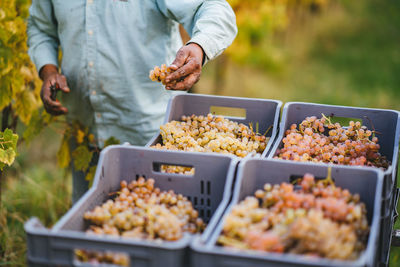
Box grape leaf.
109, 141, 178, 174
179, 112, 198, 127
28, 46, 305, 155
72, 145, 93, 171
57, 135, 71, 169
0, 129, 18, 170
85, 165, 97, 188
0, 82, 12, 110
0, 147, 16, 167
76, 129, 85, 144
88, 134, 95, 144
14, 89, 39, 124
104, 136, 120, 147
0, 128, 18, 149
3, 128, 13, 142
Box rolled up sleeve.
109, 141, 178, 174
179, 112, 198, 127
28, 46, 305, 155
156, 0, 237, 62
27, 0, 60, 74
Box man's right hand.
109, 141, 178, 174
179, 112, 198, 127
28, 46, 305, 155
39, 64, 70, 115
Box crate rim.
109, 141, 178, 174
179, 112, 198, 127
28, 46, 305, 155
25, 217, 194, 250
268, 101, 400, 177
46, 145, 238, 248
283, 101, 400, 114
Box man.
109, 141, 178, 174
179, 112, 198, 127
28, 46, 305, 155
27, 0, 237, 203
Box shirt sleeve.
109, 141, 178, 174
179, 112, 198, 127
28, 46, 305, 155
156, 0, 238, 62
27, 0, 60, 74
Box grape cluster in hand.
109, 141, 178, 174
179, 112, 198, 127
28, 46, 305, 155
218, 174, 369, 260
149, 64, 172, 85
77, 177, 205, 265
276, 115, 389, 168
153, 113, 269, 158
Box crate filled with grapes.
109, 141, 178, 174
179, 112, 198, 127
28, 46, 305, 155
146, 93, 282, 159
191, 159, 383, 267
268, 102, 399, 203
25, 146, 238, 267
267, 102, 400, 265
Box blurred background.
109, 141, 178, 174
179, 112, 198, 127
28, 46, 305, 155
1, 0, 399, 266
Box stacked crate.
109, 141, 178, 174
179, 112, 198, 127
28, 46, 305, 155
25, 94, 399, 267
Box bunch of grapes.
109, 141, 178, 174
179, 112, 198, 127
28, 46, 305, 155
276, 115, 389, 168
218, 173, 369, 260
153, 113, 269, 158
160, 164, 195, 175
75, 250, 129, 266
77, 177, 205, 265
149, 64, 172, 85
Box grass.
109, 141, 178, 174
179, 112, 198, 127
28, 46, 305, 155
1, 0, 399, 266
0, 128, 71, 266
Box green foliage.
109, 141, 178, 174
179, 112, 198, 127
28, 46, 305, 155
1, 162, 71, 266
226, 0, 329, 70
104, 136, 121, 147
72, 145, 93, 171
0, 0, 41, 124
0, 129, 18, 170
56, 121, 120, 186
57, 133, 71, 169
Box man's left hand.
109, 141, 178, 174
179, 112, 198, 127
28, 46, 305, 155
165, 43, 204, 91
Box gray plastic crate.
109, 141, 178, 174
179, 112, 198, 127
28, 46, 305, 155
146, 93, 282, 158
191, 159, 383, 267
25, 145, 238, 267
268, 102, 399, 199
268, 102, 399, 213
266, 102, 400, 265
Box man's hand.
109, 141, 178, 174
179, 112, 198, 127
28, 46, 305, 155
165, 43, 204, 91
39, 64, 70, 115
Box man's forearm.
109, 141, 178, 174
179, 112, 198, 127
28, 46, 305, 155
187, 0, 237, 62
156, 0, 237, 62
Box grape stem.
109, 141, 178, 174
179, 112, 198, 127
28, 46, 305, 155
263, 125, 273, 136
0, 140, 13, 149
323, 167, 335, 188
321, 113, 332, 126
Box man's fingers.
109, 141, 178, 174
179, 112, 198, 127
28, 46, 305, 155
166, 73, 200, 91
45, 107, 68, 116
41, 80, 68, 115
56, 75, 70, 93
168, 64, 179, 72
166, 58, 200, 83
43, 100, 68, 115
169, 48, 189, 71
41, 82, 60, 106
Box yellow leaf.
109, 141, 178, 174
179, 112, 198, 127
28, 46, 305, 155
76, 129, 85, 144
57, 135, 71, 169
15, 89, 40, 124
0, 147, 16, 167
85, 165, 97, 188
88, 134, 95, 144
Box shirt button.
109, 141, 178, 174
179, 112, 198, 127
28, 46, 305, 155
91, 90, 96, 95
88, 61, 94, 67
88, 30, 93, 36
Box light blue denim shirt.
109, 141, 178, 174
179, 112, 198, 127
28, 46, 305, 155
27, 0, 237, 146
